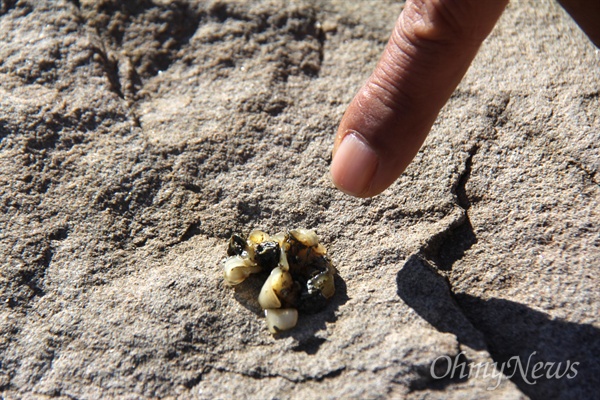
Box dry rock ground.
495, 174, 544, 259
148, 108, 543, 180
0, 0, 598, 398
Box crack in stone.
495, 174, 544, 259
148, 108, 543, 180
66, 4, 143, 128
420, 146, 478, 271
72, 1, 204, 129
411, 143, 592, 399
453, 145, 478, 211
212, 365, 345, 383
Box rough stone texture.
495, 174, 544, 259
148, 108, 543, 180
0, 0, 598, 399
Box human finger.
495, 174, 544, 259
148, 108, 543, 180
330, 0, 508, 197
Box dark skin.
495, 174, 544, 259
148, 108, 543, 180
330, 0, 600, 198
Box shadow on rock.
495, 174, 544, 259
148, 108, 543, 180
234, 273, 348, 354
420, 213, 477, 271
454, 293, 600, 399
282, 274, 349, 354
397, 255, 600, 399
396, 255, 487, 351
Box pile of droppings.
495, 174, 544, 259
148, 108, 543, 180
223, 229, 336, 334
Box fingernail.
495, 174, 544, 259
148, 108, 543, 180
330, 132, 378, 197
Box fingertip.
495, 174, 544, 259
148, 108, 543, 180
330, 131, 379, 198
331, 0, 508, 198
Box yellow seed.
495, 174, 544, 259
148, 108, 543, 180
271, 232, 286, 246
289, 228, 319, 247
320, 274, 335, 299
258, 268, 282, 309
314, 243, 327, 256
248, 230, 270, 244
278, 248, 290, 271
271, 267, 293, 294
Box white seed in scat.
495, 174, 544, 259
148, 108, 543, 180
270, 267, 293, 295
278, 247, 290, 272
264, 308, 298, 333
222, 227, 336, 334
258, 267, 284, 309
223, 256, 261, 286
259, 267, 294, 309
271, 232, 287, 247
289, 228, 319, 247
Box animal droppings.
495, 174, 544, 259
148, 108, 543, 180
223, 229, 336, 334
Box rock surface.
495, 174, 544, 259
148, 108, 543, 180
1, 0, 598, 398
